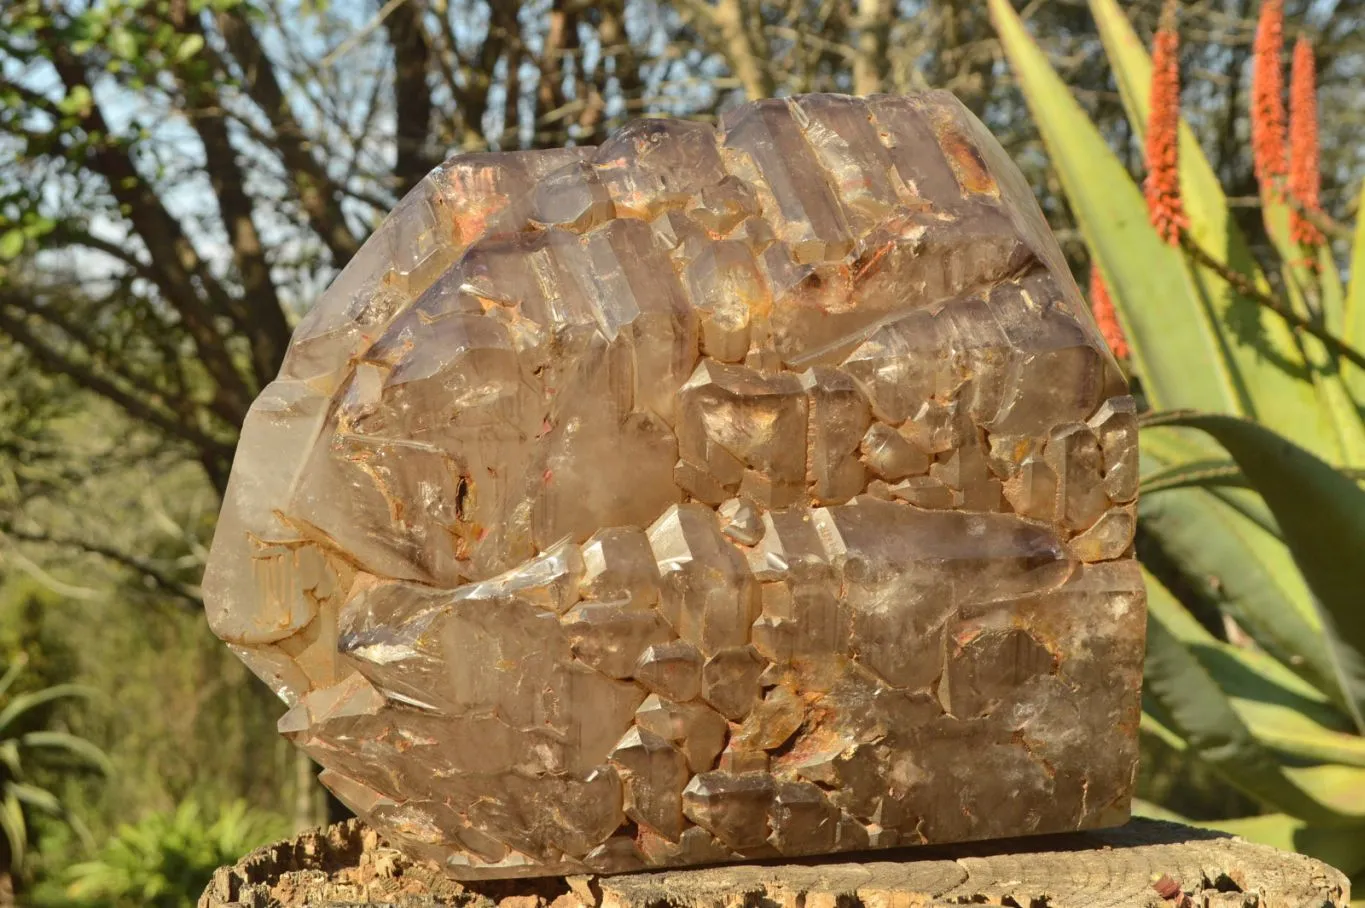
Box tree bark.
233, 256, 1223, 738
384, 0, 439, 194
200, 818, 1350, 908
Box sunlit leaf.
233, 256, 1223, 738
109, 26, 137, 60
1345, 182, 1365, 404
1139, 441, 1358, 716
988, 0, 1243, 417
1147, 577, 1365, 766
1144, 570, 1365, 824
173, 34, 205, 63
1086, 0, 1344, 462
0, 230, 23, 262
1147, 411, 1365, 732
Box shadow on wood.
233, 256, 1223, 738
199, 818, 1349, 908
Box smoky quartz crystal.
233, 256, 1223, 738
204, 91, 1145, 879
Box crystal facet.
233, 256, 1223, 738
206, 91, 1145, 879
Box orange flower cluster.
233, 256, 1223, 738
1089, 265, 1129, 360
1251, 0, 1288, 195
1288, 36, 1323, 248
1143, 0, 1187, 247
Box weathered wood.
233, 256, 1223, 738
200, 818, 1349, 908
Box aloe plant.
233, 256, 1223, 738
1, 654, 109, 888
990, 0, 1365, 887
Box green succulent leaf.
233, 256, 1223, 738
6, 781, 63, 815
1134, 805, 1365, 880
1141, 429, 1282, 535
1138, 441, 1357, 716
1147, 575, 1365, 766
0, 683, 94, 735
1345, 181, 1365, 404
988, 0, 1243, 417
20, 730, 112, 774
1143, 570, 1365, 824
0, 792, 27, 871
1140, 457, 1244, 495
1146, 411, 1365, 732
1085, 0, 1346, 463
1264, 196, 1365, 467
1318, 243, 1348, 340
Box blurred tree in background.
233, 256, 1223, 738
0, 0, 1362, 902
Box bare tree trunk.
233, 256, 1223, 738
853, 0, 892, 95
715, 0, 774, 100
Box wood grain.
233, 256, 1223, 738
199, 818, 1349, 908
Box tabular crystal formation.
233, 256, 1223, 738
204, 91, 1145, 879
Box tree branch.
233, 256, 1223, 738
383, 0, 440, 194
171, 8, 292, 388
599, 0, 643, 113
215, 7, 363, 267
712, 0, 775, 100
0, 296, 234, 465
535, 0, 573, 143
0, 520, 202, 610
45, 44, 257, 422
852, 0, 892, 95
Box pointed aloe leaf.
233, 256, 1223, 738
0, 684, 93, 734
1345, 184, 1365, 403
0, 792, 27, 870
6, 781, 63, 815
1144, 570, 1365, 824
20, 730, 112, 774
1239, 697, 1365, 767
1086, 0, 1342, 463
1201, 813, 1303, 851
1148, 411, 1365, 731
1265, 196, 1365, 467
0, 658, 26, 699
1149, 578, 1365, 766
1297, 824, 1365, 880
988, 0, 1243, 417
1143, 456, 1365, 498
1141, 428, 1281, 535
1140, 445, 1348, 707
1319, 241, 1347, 338
1140, 457, 1243, 495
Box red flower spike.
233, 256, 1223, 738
1289, 35, 1324, 248
1089, 265, 1130, 360
1143, 0, 1188, 247
1251, 0, 1288, 197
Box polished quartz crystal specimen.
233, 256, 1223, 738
204, 91, 1145, 879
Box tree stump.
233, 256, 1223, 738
200, 818, 1348, 908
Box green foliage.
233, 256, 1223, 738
61, 799, 287, 908
0, 654, 108, 881
991, 0, 1365, 888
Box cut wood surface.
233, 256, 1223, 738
200, 818, 1349, 908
